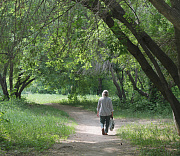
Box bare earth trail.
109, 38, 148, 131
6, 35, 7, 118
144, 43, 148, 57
43, 103, 139, 156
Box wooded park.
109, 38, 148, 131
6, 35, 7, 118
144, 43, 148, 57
0, 0, 180, 155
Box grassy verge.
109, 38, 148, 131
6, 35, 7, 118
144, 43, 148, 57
24, 93, 180, 155
24, 93, 173, 119
0, 98, 75, 155
117, 122, 180, 156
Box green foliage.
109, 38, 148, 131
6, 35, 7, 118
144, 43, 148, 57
24, 94, 177, 155
0, 99, 75, 153
60, 95, 99, 113
117, 122, 180, 155
130, 98, 170, 113
0, 111, 10, 144
33, 93, 177, 156
24, 93, 173, 119
102, 79, 117, 96
24, 93, 99, 112
112, 90, 172, 118
68, 93, 78, 103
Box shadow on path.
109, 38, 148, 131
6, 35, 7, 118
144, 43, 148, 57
43, 103, 139, 156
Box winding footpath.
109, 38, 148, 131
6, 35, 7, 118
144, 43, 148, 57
43, 103, 139, 156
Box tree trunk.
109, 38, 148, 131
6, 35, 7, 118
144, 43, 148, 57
173, 112, 180, 136
171, 0, 180, 82
116, 70, 126, 100
14, 73, 23, 98
14, 75, 35, 99
149, 0, 180, 31
97, 78, 103, 95
102, 0, 180, 89
0, 74, 9, 100
0, 64, 9, 100
9, 58, 13, 94
148, 82, 159, 103
110, 65, 122, 100
77, 0, 180, 135
175, 27, 180, 81
16, 77, 35, 98
171, 0, 180, 135
103, 0, 180, 136
126, 70, 149, 98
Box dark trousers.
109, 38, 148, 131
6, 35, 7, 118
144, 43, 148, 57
100, 115, 110, 133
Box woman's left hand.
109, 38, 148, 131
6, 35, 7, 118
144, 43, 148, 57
97, 111, 99, 117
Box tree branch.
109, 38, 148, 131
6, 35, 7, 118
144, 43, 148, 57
149, 0, 180, 30
126, 70, 149, 98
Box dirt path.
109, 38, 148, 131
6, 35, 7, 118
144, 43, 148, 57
43, 103, 139, 156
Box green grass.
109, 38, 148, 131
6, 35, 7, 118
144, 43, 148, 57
22, 93, 68, 104
23, 93, 173, 119
117, 122, 180, 156
21, 93, 180, 155
23, 93, 100, 112
113, 109, 173, 120
0, 98, 75, 155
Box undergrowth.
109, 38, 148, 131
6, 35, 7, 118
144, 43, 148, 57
0, 98, 75, 155
117, 122, 180, 156
23, 93, 179, 155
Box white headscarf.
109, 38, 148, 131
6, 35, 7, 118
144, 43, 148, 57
102, 90, 109, 97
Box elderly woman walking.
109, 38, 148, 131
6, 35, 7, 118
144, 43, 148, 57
97, 90, 114, 135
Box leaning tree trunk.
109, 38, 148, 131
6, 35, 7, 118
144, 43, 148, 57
126, 70, 149, 98
102, 0, 180, 89
171, 0, 180, 135
116, 69, 126, 101
102, 0, 180, 136
16, 77, 35, 98
149, 0, 180, 31
174, 30, 180, 135
14, 75, 35, 99
110, 66, 123, 100
75, 0, 180, 135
